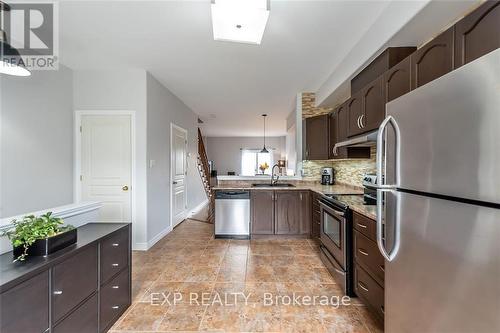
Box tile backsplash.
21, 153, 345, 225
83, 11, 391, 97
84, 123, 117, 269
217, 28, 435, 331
302, 147, 376, 187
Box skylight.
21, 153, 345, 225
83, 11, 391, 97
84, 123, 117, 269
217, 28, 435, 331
211, 0, 270, 45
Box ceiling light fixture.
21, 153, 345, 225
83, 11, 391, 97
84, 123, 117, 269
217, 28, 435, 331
0, 2, 31, 77
211, 0, 270, 45
261, 114, 269, 154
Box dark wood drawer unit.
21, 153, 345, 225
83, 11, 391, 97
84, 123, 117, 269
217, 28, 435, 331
411, 26, 454, 89
311, 193, 321, 239
454, 1, 500, 68
354, 264, 385, 322
354, 230, 385, 286
52, 244, 98, 323
304, 114, 329, 160
0, 223, 131, 333
251, 190, 274, 235
0, 271, 49, 333
53, 294, 98, 333
384, 56, 411, 103
101, 228, 130, 284
100, 268, 130, 333
353, 211, 376, 241
351, 46, 416, 94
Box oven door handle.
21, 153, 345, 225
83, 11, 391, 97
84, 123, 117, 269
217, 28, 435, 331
319, 201, 345, 218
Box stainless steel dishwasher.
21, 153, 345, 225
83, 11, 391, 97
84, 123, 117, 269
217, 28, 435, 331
215, 190, 250, 239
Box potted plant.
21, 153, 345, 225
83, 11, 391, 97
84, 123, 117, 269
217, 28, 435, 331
1, 212, 76, 262
259, 162, 269, 174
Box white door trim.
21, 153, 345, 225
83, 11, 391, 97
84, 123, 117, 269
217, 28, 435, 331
74, 110, 136, 225
170, 123, 188, 228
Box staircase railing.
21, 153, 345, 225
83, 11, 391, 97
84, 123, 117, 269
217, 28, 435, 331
197, 128, 215, 223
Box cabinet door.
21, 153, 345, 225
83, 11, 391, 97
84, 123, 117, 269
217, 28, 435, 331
411, 27, 454, 89
361, 75, 385, 132
275, 191, 301, 235
347, 93, 363, 137
328, 111, 338, 159
299, 191, 311, 235
454, 1, 500, 68
251, 191, 274, 234
52, 244, 98, 323
384, 56, 411, 103
304, 114, 329, 160
53, 294, 98, 333
0, 271, 49, 333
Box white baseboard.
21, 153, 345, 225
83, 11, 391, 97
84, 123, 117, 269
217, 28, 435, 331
134, 225, 173, 251
187, 199, 209, 218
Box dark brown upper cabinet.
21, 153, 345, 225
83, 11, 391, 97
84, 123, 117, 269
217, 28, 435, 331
361, 75, 385, 131
454, 1, 500, 68
347, 92, 363, 137
329, 104, 370, 159
304, 114, 329, 160
251, 190, 274, 235
348, 76, 385, 137
384, 56, 411, 103
351, 47, 416, 94
411, 26, 454, 89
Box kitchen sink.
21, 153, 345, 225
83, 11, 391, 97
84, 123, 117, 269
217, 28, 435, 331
251, 183, 296, 187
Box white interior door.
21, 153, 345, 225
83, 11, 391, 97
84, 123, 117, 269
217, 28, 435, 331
171, 125, 187, 227
81, 115, 132, 222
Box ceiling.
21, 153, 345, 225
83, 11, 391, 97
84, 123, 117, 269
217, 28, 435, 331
58, 0, 393, 136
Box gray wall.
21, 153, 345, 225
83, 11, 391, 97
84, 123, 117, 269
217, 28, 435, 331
206, 136, 286, 176
146, 73, 206, 241
73, 69, 149, 248
0, 66, 74, 218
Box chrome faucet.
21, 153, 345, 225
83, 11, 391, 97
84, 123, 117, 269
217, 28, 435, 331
271, 164, 280, 185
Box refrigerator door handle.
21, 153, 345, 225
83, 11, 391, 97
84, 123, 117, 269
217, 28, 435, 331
376, 115, 401, 189
376, 188, 401, 262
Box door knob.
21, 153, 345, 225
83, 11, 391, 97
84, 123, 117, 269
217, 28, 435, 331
122, 185, 129, 191
173, 181, 178, 185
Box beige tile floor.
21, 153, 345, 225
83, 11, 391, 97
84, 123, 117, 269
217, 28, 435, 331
110, 219, 383, 333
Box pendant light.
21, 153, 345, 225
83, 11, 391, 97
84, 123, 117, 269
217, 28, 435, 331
0, 2, 31, 77
260, 114, 269, 153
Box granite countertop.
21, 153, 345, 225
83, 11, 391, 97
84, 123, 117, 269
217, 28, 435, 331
213, 183, 376, 220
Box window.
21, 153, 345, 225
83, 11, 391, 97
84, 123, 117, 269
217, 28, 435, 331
241, 149, 273, 176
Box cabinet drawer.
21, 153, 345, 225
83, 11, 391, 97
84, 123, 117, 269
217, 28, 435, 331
52, 244, 98, 323
100, 268, 130, 333
100, 227, 129, 284
0, 271, 49, 333
354, 264, 384, 322
354, 230, 385, 286
53, 294, 98, 333
353, 212, 376, 241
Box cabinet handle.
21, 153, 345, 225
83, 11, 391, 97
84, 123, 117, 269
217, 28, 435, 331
112, 263, 119, 267
381, 305, 385, 314
380, 265, 385, 272
300, 193, 303, 201
358, 282, 369, 292
53, 290, 63, 295
112, 306, 120, 310
357, 116, 361, 129
360, 114, 365, 128
356, 223, 367, 229
112, 243, 119, 247
112, 285, 120, 289
358, 249, 369, 256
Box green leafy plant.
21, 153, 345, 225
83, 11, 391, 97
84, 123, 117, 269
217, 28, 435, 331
1, 212, 74, 262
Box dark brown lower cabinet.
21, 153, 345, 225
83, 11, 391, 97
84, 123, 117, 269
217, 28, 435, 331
251, 190, 311, 236
0, 224, 131, 333
251, 190, 274, 234
311, 192, 321, 239
0, 271, 49, 333
354, 264, 385, 322
53, 294, 98, 333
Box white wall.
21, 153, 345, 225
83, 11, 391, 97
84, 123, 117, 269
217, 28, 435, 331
206, 136, 286, 176
146, 73, 206, 243
73, 69, 148, 249
0, 65, 74, 218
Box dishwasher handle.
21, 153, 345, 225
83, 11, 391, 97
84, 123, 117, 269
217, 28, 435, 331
215, 191, 250, 200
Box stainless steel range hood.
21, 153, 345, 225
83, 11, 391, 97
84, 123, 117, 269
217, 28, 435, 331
332, 130, 377, 155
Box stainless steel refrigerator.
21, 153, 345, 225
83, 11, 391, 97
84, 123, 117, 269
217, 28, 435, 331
375, 49, 500, 332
